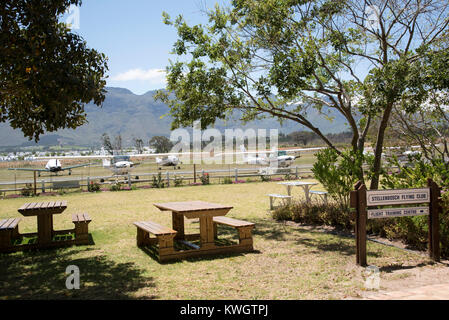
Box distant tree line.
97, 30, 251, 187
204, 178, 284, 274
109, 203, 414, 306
279, 131, 353, 147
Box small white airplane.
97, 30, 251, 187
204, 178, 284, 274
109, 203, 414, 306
156, 155, 181, 169
216, 145, 323, 168
8, 159, 91, 176
101, 155, 139, 175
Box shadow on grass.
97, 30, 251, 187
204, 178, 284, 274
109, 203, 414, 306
378, 261, 438, 273
0, 247, 157, 300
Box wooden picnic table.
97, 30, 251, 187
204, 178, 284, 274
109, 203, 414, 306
18, 201, 67, 245
145, 200, 254, 261
153, 201, 233, 249
278, 181, 318, 203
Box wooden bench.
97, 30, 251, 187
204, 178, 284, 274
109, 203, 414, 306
213, 216, 255, 249
72, 213, 92, 245
134, 221, 177, 259
53, 180, 80, 190
0, 218, 21, 252
309, 190, 329, 205
267, 194, 292, 210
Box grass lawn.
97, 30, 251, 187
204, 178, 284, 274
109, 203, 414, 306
0, 180, 436, 300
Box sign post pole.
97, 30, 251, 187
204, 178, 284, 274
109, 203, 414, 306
428, 178, 441, 262
357, 183, 367, 267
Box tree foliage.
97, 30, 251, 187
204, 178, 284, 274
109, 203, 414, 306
0, 0, 108, 141
149, 136, 173, 153
157, 0, 449, 189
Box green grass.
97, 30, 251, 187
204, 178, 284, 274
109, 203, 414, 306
0, 181, 434, 300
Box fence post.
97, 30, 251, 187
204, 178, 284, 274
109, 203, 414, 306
295, 166, 298, 179
41, 180, 45, 193
235, 168, 238, 182
193, 164, 197, 183
128, 173, 132, 188
87, 176, 90, 191
166, 171, 170, 187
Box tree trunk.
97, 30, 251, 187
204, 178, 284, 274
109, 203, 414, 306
370, 103, 394, 190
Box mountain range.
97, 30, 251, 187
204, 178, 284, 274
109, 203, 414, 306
0, 87, 351, 147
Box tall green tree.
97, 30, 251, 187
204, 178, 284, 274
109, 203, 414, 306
157, 0, 449, 189
149, 136, 173, 154
0, 0, 108, 142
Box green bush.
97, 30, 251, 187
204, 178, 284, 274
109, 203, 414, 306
173, 175, 184, 187
223, 177, 233, 184
152, 172, 165, 188
380, 155, 449, 257
110, 182, 122, 191
21, 183, 33, 197
271, 200, 354, 230
88, 181, 101, 192
312, 148, 371, 209
199, 173, 210, 185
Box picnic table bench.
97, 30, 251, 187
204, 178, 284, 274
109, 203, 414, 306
72, 213, 92, 245
267, 194, 292, 210
134, 221, 177, 257
213, 216, 255, 247
309, 190, 329, 204
0, 218, 21, 252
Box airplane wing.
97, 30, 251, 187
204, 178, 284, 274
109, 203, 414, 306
214, 147, 325, 157
60, 163, 95, 171
8, 168, 49, 172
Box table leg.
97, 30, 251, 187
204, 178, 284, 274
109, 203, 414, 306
199, 216, 215, 249
286, 185, 292, 196
37, 214, 53, 245
304, 186, 311, 203
172, 212, 185, 240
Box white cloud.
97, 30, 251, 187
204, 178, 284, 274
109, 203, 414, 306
111, 68, 166, 84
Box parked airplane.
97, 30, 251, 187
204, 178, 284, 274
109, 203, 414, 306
220, 145, 323, 168
101, 155, 138, 175
156, 155, 181, 169
8, 159, 91, 176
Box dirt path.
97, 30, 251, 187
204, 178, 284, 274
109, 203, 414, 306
284, 221, 449, 299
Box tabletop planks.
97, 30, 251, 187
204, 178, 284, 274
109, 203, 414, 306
153, 201, 233, 213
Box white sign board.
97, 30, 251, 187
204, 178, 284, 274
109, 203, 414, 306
366, 188, 430, 206
368, 207, 429, 219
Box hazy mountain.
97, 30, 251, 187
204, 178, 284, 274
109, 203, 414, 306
0, 87, 351, 147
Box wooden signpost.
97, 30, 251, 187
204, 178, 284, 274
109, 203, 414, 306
350, 179, 441, 266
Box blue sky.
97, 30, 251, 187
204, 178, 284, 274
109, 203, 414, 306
66, 1, 220, 95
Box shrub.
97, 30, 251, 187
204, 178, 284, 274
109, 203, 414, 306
260, 174, 271, 182
21, 183, 33, 197
312, 148, 371, 209
173, 175, 184, 187
271, 200, 353, 230
152, 172, 165, 188
88, 181, 101, 192
199, 173, 210, 185
110, 182, 122, 191
380, 155, 449, 257
223, 177, 233, 184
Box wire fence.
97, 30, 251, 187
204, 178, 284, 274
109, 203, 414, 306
0, 165, 315, 195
